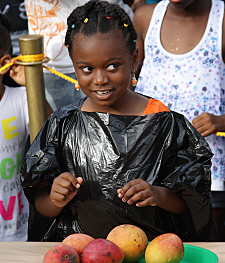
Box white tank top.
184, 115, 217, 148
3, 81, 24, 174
135, 0, 225, 188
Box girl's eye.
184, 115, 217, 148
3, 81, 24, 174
107, 64, 119, 71
82, 66, 92, 72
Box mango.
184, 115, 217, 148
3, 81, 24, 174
62, 233, 94, 256
106, 224, 148, 263
145, 233, 184, 263
81, 238, 124, 263
43, 244, 80, 263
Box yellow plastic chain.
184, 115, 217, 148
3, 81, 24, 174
43, 65, 77, 85
0, 54, 45, 73
0, 53, 224, 137
0, 53, 77, 87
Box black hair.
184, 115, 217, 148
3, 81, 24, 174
65, 0, 137, 55
0, 14, 12, 58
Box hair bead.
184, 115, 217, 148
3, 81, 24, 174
65, 1, 137, 55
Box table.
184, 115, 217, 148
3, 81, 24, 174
0, 242, 224, 262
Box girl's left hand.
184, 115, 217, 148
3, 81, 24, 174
117, 179, 160, 207
192, 113, 225, 137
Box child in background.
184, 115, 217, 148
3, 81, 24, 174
21, 0, 214, 242
0, 13, 53, 241
133, 0, 225, 241
0, 14, 29, 241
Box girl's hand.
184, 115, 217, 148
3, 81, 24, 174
50, 172, 83, 208
117, 179, 160, 207
192, 113, 225, 137
9, 64, 25, 86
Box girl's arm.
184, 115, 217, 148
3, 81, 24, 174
131, 4, 156, 91
117, 179, 189, 214
192, 113, 225, 137
35, 172, 83, 217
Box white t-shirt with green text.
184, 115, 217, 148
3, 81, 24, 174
0, 86, 29, 241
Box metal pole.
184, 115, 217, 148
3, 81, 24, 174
18, 34, 49, 143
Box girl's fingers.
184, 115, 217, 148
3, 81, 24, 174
58, 172, 83, 189
52, 183, 75, 197
122, 184, 143, 201
136, 197, 157, 207
118, 179, 143, 196
126, 189, 152, 205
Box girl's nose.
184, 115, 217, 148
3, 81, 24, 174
93, 70, 108, 85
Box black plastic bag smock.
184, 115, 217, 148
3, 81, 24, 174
20, 98, 214, 242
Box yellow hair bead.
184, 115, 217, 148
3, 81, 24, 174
124, 23, 128, 27
84, 18, 88, 23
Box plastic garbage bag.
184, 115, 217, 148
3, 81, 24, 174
20, 98, 214, 242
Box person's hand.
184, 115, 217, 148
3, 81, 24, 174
50, 172, 83, 208
192, 112, 224, 137
117, 179, 160, 207
9, 64, 25, 86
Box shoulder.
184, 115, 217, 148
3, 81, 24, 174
143, 98, 170, 115
110, 0, 134, 20
5, 86, 27, 101
49, 98, 84, 123
133, 3, 157, 38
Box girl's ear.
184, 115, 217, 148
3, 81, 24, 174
0, 54, 12, 75
131, 47, 139, 72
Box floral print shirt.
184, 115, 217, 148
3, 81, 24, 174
135, 0, 225, 187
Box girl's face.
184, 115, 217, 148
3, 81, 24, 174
70, 30, 137, 113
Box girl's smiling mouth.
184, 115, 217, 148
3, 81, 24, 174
94, 89, 114, 99
96, 90, 111, 95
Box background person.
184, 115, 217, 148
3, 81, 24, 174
133, 0, 225, 240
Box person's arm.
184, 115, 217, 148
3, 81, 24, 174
192, 113, 225, 137
130, 4, 156, 91
117, 179, 189, 214
35, 172, 83, 217
222, 4, 225, 62
194, 8, 225, 136
131, 0, 146, 12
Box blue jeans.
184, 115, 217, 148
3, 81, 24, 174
44, 72, 86, 111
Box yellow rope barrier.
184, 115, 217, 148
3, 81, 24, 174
0, 54, 45, 73
43, 65, 77, 85
0, 53, 224, 137
0, 53, 78, 88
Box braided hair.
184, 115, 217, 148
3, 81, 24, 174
65, 0, 137, 55
0, 14, 12, 58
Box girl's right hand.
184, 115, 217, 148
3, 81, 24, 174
9, 64, 25, 86
50, 172, 83, 208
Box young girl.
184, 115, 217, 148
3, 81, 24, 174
21, 0, 214, 242
133, 0, 225, 241
0, 14, 30, 241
